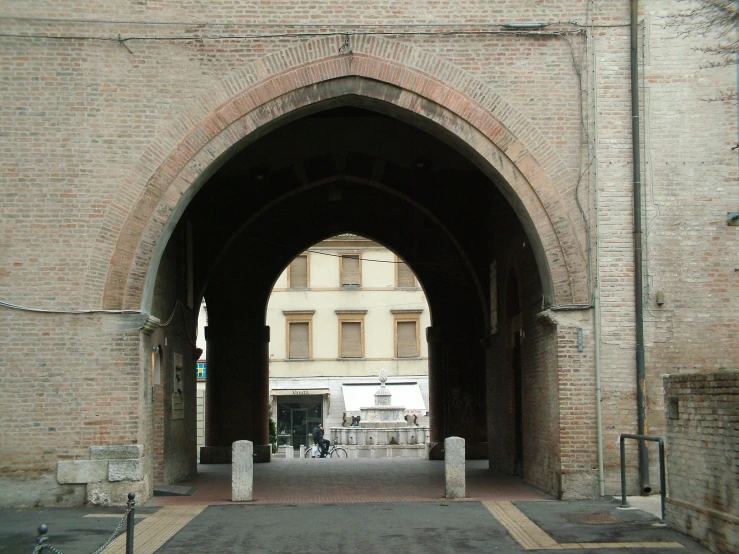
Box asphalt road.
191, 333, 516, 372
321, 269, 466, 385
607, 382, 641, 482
155, 500, 708, 554
0, 499, 711, 554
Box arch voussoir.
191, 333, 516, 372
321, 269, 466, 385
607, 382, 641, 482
91, 35, 586, 311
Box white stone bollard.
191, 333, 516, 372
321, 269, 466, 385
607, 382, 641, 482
232, 440, 253, 501
299, 444, 305, 459
285, 446, 293, 459
445, 436, 465, 499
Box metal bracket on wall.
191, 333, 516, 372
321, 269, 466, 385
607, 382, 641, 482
728, 212, 739, 226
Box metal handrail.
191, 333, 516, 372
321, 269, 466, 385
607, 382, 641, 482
619, 434, 666, 521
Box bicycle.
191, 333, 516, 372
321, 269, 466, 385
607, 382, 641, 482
304, 443, 347, 458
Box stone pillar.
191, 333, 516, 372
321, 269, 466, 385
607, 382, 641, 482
203, 324, 216, 447
445, 436, 465, 499
202, 324, 271, 463
202, 324, 230, 463
427, 327, 446, 460
250, 326, 271, 463
486, 332, 513, 474
232, 440, 253, 502
445, 334, 488, 459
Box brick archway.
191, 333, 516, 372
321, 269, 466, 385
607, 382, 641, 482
88, 35, 588, 311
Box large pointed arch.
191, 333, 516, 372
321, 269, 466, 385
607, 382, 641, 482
85, 35, 588, 312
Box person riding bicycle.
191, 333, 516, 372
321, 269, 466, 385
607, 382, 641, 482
312, 422, 330, 458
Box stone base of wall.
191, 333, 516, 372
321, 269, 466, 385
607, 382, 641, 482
559, 469, 599, 500
0, 474, 86, 508
87, 475, 150, 507
666, 498, 738, 554
55, 445, 150, 507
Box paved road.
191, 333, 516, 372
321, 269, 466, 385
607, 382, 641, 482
1, 499, 710, 554
0, 460, 712, 553
0, 506, 157, 553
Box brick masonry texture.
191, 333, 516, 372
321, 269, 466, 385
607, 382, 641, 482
0, 0, 737, 509
664, 372, 738, 554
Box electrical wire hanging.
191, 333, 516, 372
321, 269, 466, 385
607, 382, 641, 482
248, 237, 467, 266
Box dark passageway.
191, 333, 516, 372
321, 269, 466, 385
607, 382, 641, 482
150, 100, 556, 495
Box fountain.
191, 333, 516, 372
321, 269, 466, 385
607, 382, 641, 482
330, 369, 430, 458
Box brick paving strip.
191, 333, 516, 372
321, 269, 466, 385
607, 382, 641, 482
101, 506, 206, 554
482, 501, 683, 551
150, 459, 554, 506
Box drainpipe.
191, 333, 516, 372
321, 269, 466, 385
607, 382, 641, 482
630, 0, 650, 493
594, 287, 605, 496
591, 19, 605, 498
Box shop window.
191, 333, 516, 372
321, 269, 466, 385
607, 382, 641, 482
276, 397, 323, 450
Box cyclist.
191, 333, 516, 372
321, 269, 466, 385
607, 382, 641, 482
311, 422, 330, 458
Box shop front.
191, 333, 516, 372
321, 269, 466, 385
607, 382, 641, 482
271, 389, 329, 450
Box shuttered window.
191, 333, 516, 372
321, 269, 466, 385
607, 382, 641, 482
396, 261, 415, 288
396, 320, 418, 358
341, 321, 363, 358
289, 322, 310, 359
289, 255, 308, 288
341, 255, 360, 286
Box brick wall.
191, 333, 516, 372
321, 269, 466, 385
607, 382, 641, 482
0, 0, 737, 505
0, 311, 143, 506
522, 314, 561, 496
664, 372, 739, 554
148, 230, 198, 485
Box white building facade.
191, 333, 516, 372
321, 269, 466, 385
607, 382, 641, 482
197, 235, 431, 452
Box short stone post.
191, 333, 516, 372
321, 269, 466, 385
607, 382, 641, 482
232, 440, 253, 502
300, 444, 305, 459
285, 446, 293, 459
445, 436, 465, 499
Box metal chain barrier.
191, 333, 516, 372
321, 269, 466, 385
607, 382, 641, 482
32, 493, 136, 554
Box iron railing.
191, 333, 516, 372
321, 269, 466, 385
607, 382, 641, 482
619, 434, 666, 521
